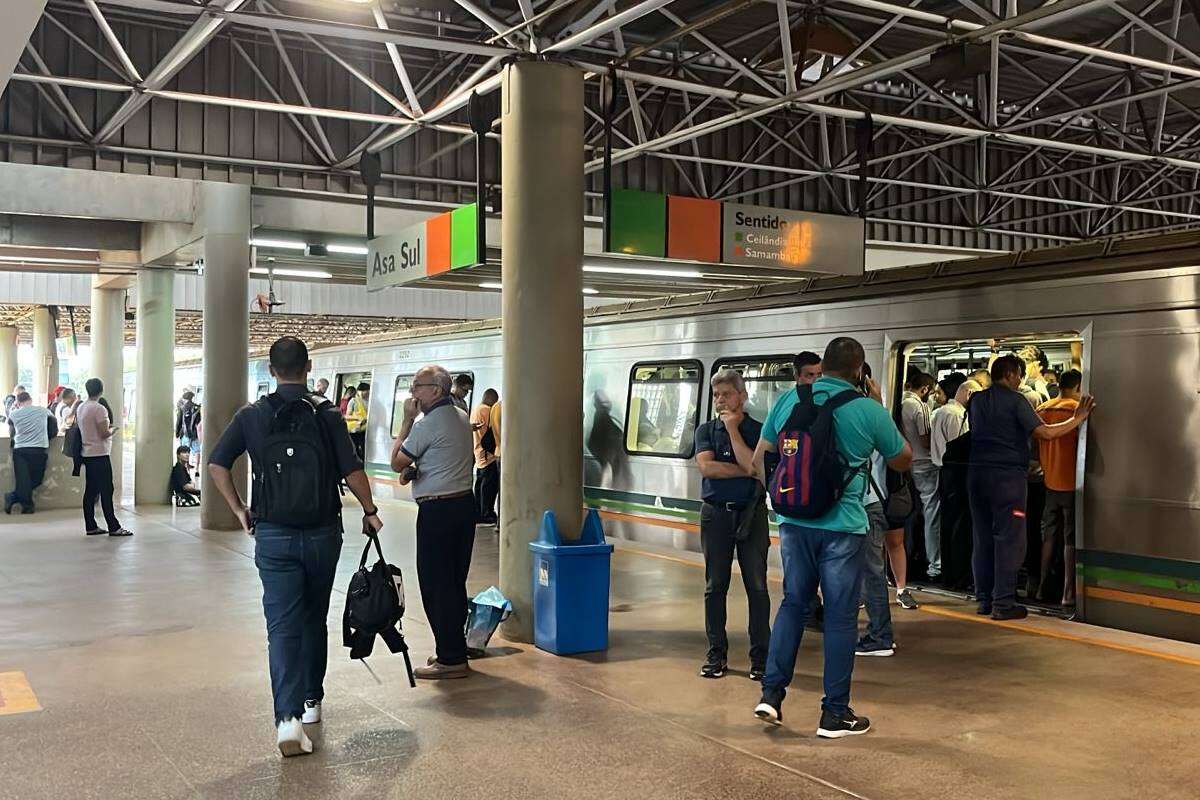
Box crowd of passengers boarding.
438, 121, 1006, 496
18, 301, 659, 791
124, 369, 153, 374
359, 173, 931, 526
692, 337, 1092, 739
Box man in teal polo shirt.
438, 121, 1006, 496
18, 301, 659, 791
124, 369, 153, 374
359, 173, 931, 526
750, 337, 912, 738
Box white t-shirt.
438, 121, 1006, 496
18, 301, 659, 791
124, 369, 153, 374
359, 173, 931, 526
900, 391, 932, 466
930, 400, 968, 467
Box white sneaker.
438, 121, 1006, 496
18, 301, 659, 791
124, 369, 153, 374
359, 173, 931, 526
276, 717, 313, 757
302, 700, 321, 724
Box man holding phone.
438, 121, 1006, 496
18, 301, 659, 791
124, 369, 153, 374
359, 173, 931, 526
77, 378, 131, 537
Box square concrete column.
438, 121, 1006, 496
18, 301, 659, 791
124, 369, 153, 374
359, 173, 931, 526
498, 61, 586, 642
134, 269, 175, 505
91, 277, 127, 498
198, 182, 251, 530
0, 326, 16, 395
32, 306, 59, 404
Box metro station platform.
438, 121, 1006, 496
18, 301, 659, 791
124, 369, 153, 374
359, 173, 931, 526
1, 499, 1197, 800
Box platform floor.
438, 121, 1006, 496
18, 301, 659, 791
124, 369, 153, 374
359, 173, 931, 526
1, 499, 1198, 800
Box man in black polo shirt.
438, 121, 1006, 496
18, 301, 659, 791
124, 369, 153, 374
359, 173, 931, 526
693, 369, 770, 680
208, 336, 384, 758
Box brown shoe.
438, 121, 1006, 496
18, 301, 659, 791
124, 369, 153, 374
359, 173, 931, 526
414, 660, 469, 680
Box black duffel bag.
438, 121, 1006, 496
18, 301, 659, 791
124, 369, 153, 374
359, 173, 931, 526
342, 525, 416, 687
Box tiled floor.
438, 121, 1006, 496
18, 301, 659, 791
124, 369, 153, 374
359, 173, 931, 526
1, 498, 1197, 800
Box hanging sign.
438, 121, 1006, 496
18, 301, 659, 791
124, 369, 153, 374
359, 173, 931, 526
55, 335, 78, 358
367, 224, 427, 292
366, 203, 479, 292
721, 204, 865, 271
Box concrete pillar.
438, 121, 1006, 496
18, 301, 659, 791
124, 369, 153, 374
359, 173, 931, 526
498, 61, 585, 642
31, 306, 59, 403
135, 269, 175, 505
0, 326, 16, 396
91, 278, 126, 498
198, 182, 251, 530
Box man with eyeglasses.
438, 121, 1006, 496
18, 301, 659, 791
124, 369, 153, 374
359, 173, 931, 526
390, 364, 476, 679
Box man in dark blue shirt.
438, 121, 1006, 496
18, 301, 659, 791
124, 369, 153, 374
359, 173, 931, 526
693, 369, 769, 680
967, 355, 1093, 620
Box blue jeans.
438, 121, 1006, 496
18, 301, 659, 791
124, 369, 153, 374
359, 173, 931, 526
859, 503, 894, 648
763, 523, 866, 715
254, 521, 343, 724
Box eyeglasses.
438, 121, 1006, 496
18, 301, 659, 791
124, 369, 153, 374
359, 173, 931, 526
411, 382, 438, 389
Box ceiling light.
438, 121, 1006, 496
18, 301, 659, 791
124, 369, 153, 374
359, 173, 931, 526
250, 238, 307, 251
583, 265, 703, 278
250, 267, 332, 279
0, 255, 98, 265
582, 287, 599, 295
479, 282, 503, 290
326, 244, 369, 256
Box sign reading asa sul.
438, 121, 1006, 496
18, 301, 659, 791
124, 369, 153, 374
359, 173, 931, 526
721, 203, 865, 272
367, 224, 426, 292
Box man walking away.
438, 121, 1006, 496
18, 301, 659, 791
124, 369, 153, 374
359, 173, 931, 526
751, 338, 911, 738
472, 388, 500, 524
451, 373, 474, 413
901, 371, 942, 580
967, 356, 1093, 620
5, 392, 56, 514
77, 379, 130, 537
176, 390, 202, 467
1037, 369, 1084, 605
390, 365, 476, 679
693, 370, 770, 681
345, 382, 370, 461
208, 336, 383, 757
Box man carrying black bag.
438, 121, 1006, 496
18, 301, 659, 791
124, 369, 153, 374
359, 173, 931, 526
693, 369, 770, 681
208, 336, 383, 758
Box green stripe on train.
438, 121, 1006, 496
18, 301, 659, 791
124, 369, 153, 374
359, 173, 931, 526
1080, 565, 1200, 596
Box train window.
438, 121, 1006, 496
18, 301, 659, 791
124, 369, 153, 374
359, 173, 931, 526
624, 360, 702, 458
391, 374, 415, 438
709, 356, 795, 423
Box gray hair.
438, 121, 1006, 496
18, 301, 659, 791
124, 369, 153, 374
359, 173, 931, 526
421, 365, 453, 396
710, 369, 745, 394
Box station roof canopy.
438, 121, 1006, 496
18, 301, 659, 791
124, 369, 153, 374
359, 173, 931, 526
1, 0, 1198, 263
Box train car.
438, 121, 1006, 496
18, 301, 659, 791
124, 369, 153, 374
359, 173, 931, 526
229, 239, 1200, 647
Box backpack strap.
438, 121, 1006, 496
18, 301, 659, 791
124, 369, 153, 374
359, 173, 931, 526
781, 384, 814, 428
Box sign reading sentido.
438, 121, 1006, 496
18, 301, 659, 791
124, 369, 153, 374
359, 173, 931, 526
721, 203, 865, 270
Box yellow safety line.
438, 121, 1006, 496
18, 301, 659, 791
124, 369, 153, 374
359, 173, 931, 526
0, 671, 42, 716
1085, 586, 1200, 616
614, 546, 1200, 669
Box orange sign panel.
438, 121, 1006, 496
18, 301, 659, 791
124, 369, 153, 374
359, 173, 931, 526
666, 196, 721, 262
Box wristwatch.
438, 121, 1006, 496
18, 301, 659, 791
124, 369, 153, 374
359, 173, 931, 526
363, 506, 379, 517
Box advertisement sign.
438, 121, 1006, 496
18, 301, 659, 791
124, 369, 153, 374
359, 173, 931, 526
722, 204, 865, 272
367, 224, 427, 292
55, 335, 77, 359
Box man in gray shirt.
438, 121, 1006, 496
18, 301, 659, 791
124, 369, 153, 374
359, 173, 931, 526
901, 371, 941, 580
390, 364, 476, 679
5, 392, 56, 514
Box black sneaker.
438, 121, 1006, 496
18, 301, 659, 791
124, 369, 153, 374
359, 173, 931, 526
991, 605, 1028, 621
85, 528, 106, 536
895, 588, 919, 610
817, 708, 871, 739
699, 659, 727, 679
976, 602, 992, 616
749, 664, 766, 682
754, 692, 783, 726
854, 641, 895, 657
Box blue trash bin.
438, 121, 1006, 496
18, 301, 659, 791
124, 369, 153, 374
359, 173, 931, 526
529, 508, 614, 655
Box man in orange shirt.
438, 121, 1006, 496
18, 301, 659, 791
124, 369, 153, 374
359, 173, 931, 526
1037, 369, 1083, 605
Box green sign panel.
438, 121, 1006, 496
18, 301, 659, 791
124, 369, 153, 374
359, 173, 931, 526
609, 189, 666, 257
450, 204, 478, 269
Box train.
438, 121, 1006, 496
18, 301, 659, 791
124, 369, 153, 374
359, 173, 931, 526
191, 231, 1200, 646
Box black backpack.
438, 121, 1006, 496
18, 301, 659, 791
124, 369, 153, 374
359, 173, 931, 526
479, 424, 497, 456
768, 384, 865, 519
254, 392, 339, 527
343, 529, 416, 686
